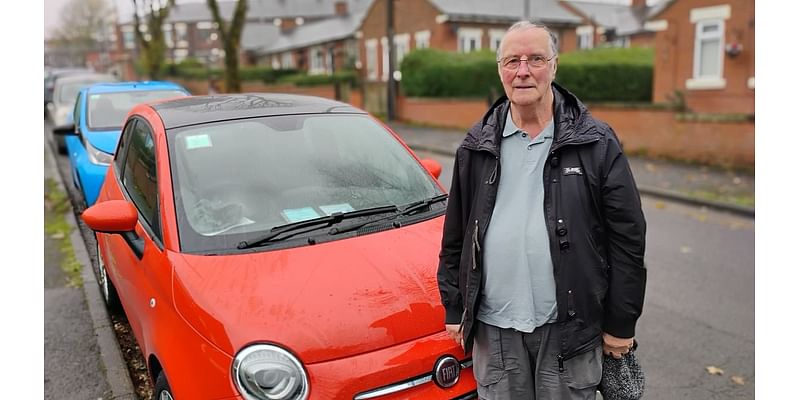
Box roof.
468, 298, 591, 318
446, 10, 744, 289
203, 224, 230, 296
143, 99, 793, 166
563, 0, 645, 36
257, 8, 369, 54
241, 22, 281, 50
646, 0, 675, 20
429, 0, 583, 25
86, 81, 189, 94
119, 0, 372, 25
151, 93, 365, 129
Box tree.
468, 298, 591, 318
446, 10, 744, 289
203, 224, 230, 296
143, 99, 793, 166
50, 0, 115, 65
132, 0, 175, 80
206, 0, 248, 92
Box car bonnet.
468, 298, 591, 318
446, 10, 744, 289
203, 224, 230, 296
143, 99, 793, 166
85, 129, 122, 154
169, 215, 447, 364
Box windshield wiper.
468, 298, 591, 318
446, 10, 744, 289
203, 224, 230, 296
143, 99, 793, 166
236, 205, 398, 249
329, 193, 448, 236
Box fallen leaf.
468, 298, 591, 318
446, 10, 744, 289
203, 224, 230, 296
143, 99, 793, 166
645, 163, 656, 172
680, 246, 692, 254
655, 202, 666, 209
706, 366, 724, 375
51, 232, 65, 239
731, 376, 746, 385
693, 214, 708, 222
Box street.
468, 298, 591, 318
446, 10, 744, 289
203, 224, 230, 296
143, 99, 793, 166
413, 150, 755, 399
48, 136, 754, 400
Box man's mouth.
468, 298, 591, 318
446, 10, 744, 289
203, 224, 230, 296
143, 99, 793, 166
515, 85, 535, 89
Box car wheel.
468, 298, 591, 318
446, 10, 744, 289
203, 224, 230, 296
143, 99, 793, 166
96, 240, 122, 315
155, 370, 175, 400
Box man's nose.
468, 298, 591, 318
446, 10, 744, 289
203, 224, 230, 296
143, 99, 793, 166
516, 61, 532, 77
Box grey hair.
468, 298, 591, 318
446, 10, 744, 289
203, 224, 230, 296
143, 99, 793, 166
496, 21, 559, 60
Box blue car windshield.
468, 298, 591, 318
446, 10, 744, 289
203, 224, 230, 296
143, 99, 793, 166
167, 113, 445, 253
88, 90, 187, 130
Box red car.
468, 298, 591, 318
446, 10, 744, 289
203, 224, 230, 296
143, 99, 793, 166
81, 94, 477, 400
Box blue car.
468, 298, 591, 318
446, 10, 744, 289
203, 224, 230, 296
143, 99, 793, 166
64, 81, 190, 206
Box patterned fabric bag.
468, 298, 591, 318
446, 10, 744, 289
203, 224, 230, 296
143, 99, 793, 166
598, 341, 645, 400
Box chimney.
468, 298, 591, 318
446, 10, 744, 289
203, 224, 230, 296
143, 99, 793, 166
335, 1, 348, 16
632, 0, 647, 8
278, 18, 297, 33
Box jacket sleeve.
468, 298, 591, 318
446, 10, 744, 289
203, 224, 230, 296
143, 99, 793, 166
438, 150, 466, 325
600, 132, 647, 338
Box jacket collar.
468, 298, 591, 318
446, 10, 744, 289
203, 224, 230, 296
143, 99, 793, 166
463, 82, 601, 156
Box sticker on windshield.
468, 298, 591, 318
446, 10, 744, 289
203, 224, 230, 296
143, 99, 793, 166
185, 134, 212, 150
90, 94, 102, 100
319, 203, 355, 215
281, 207, 321, 223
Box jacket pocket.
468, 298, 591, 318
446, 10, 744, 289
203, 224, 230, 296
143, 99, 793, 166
564, 345, 603, 390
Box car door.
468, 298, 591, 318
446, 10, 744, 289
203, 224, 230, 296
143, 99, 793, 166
103, 116, 172, 349
65, 91, 84, 189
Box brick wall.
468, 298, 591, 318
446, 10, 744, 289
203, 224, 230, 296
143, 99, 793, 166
397, 96, 754, 169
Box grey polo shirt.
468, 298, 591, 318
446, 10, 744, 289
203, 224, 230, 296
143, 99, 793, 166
476, 109, 558, 333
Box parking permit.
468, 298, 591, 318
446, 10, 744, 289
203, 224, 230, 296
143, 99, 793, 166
282, 207, 321, 223
185, 134, 213, 150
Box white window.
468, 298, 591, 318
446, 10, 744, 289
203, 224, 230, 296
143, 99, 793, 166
577, 25, 594, 50
381, 36, 389, 81
489, 29, 505, 52
686, 5, 730, 90
271, 56, 280, 69
162, 24, 173, 48
173, 48, 188, 63
174, 23, 188, 48
394, 33, 410, 67
366, 39, 378, 81
121, 25, 135, 50
309, 46, 325, 75
457, 28, 482, 53
414, 30, 430, 49
281, 52, 294, 68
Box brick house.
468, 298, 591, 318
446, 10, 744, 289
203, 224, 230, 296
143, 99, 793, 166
560, 0, 658, 49
646, 0, 754, 113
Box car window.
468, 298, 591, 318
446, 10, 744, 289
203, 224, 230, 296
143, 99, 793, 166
57, 80, 102, 104
87, 90, 187, 131
116, 119, 137, 172
168, 113, 444, 253
72, 92, 82, 127
122, 120, 161, 239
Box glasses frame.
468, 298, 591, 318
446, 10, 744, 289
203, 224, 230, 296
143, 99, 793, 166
497, 54, 557, 71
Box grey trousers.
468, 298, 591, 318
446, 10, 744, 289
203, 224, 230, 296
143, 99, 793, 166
472, 320, 602, 400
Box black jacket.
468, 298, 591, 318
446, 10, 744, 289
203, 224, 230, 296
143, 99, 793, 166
437, 83, 647, 360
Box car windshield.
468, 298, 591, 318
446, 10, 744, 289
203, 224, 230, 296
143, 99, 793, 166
57, 80, 102, 104
168, 113, 444, 253
88, 90, 187, 130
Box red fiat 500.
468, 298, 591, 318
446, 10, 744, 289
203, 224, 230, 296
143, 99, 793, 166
81, 94, 476, 399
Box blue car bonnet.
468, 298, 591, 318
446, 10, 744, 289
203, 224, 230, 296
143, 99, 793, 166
85, 129, 122, 155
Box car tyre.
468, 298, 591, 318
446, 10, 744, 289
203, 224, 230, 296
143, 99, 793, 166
155, 370, 175, 400
96, 240, 122, 315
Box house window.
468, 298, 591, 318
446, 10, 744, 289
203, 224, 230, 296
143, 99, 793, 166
309, 46, 326, 75
489, 29, 505, 52
174, 23, 188, 48
457, 28, 482, 53
162, 24, 173, 48
281, 52, 295, 68
366, 39, 378, 81
394, 33, 410, 68
381, 36, 389, 81
271, 57, 280, 69
577, 25, 594, 50
173, 49, 188, 63
686, 5, 730, 90
121, 26, 135, 50
414, 30, 430, 49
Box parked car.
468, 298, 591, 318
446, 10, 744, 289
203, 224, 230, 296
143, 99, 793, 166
81, 94, 476, 400
63, 81, 190, 206
47, 73, 118, 153
44, 67, 93, 109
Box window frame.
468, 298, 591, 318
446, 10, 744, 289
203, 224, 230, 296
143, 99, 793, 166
414, 30, 430, 50
457, 28, 482, 53
365, 39, 378, 81
692, 19, 725, 80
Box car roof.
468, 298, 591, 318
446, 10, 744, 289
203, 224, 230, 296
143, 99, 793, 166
86, 81, 188, 94
150, 93, 367, 129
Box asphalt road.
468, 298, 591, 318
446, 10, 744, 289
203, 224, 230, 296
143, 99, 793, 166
414, 149, 755, 399
46, 134, 754, 399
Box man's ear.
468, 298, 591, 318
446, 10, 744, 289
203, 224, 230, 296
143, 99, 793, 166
552, 57, 558, 77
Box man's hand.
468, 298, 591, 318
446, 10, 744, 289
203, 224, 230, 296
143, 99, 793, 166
445, 324, 464, 349
603, 332, 634, 359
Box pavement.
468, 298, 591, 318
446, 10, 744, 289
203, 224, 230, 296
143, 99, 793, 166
387, 122, 755, 216
44, 136, 137, 400
42, 119, 754, 399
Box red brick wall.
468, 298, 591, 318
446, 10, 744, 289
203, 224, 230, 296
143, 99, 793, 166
651, 0, 754, 113
397, 96, 754, 168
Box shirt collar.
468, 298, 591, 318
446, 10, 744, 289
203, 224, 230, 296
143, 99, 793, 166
503, 108, 554, 140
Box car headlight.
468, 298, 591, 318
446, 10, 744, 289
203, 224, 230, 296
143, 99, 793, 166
232, 344, 309, 400
83, 135, 113, 165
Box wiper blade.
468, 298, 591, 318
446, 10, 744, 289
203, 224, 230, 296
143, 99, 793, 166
329, 193, 448, 236
236, 205, 398, 249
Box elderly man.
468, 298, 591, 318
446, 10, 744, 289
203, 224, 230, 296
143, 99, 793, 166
437, 21, 647, 399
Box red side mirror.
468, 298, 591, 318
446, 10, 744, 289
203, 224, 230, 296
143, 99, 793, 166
81, 200, 138, 233
419, 158, 442, 179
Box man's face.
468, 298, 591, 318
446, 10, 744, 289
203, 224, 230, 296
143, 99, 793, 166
497, 28, 558, 108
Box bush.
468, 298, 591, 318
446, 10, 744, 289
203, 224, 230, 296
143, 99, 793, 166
399, 47, 654, 102
277, 70, 359, 87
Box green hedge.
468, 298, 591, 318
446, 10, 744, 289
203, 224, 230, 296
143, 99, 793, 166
400, 47, 653, 102
277, 70, 359, 87
162, 59, 301, 83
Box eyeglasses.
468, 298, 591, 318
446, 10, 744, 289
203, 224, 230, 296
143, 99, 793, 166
498, 54, 556, 70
